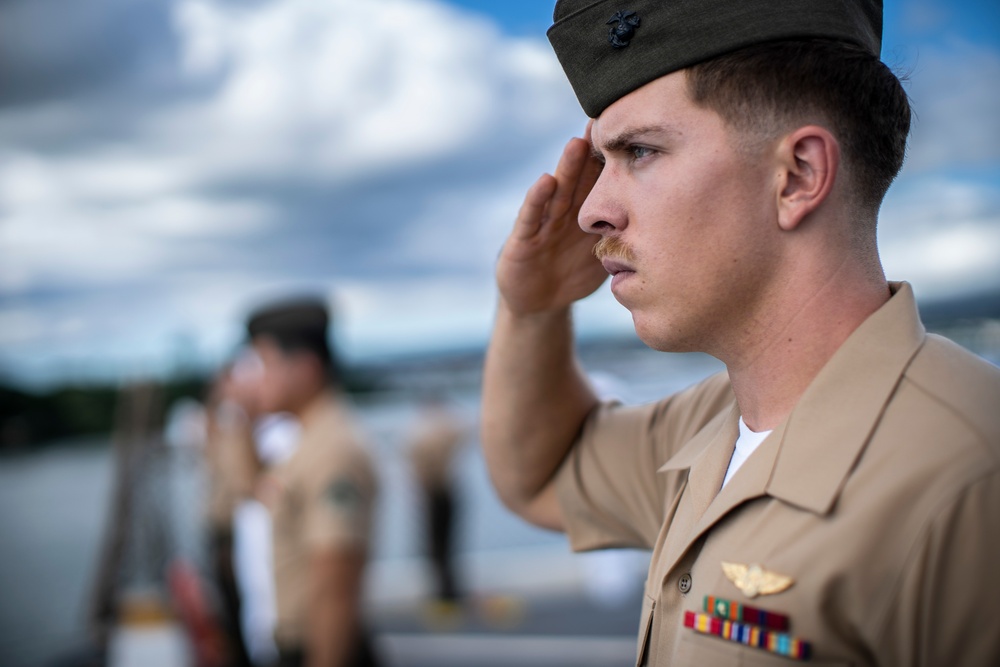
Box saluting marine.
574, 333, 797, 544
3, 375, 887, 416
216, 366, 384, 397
482, 1, 1000, 665
247, 298, 380, 667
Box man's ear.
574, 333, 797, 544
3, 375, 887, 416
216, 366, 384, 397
775, 125, 840, 231
299, 352, 326, 386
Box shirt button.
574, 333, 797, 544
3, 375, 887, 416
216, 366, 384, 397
678, 573, 692, 594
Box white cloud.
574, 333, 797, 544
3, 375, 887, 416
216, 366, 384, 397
0, 0, 587, 382
336, 278, 495, 355
0, 153, 275, 293
0, 0, 997, 385
157, 0, 576, 182
884, 222, 1000, 297
880, 176, 1000, 298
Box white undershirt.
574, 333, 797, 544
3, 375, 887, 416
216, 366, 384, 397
722, 417, 772, 488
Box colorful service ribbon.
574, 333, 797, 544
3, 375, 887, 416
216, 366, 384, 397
684, 611, 812, 661
704, 595, 790, 632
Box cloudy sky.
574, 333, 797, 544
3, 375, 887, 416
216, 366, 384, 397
0, 0, 998, 387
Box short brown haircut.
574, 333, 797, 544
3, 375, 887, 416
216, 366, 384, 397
687, 39, 911, 215
247, 297, 340, 384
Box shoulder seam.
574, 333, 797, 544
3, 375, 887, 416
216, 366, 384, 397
901, 374, 996, 462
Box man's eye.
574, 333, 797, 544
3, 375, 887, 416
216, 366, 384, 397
630, 145, 654, 160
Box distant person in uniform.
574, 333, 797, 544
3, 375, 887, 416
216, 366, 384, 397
204, 359, 262, 667
482, 1, 1000, 665
406, 394, 468, 609
246, 297, 380, 667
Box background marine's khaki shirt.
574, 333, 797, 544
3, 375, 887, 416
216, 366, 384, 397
260, 392, 378, 648
407, 408, 466, 490
556, 283, 1000, 666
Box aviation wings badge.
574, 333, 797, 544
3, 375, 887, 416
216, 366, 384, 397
721, 562, 794, 598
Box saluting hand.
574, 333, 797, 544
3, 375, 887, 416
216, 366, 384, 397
496, 125, 607, 315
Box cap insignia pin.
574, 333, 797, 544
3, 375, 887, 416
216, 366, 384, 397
607, 10, 640, 49
722, 562, 794, 598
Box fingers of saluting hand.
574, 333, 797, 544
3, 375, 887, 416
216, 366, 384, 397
573, 122, 602, 212
512, 131, 602, 243
545, 137, 593, 225
512, 173, 558, 241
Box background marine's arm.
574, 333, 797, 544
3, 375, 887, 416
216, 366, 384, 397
307, 547, 366, 667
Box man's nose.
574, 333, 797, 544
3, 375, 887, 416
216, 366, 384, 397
578, 168, 627, 234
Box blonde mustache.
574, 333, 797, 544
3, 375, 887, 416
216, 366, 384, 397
593, 235, 637, 263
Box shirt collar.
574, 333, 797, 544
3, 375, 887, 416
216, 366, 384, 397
298, 388, 340, 432
657, 282, 926, 516
765, 281, 926, 514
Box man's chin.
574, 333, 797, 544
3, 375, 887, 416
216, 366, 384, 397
631, 316, 664, 351
632, 317, 697, 354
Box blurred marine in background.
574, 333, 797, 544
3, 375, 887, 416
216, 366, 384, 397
247, 298, 380, 667
406, 394, 468, 612
482, 1, 1000, 665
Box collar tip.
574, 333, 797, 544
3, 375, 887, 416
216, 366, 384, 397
766, 486, 838, 516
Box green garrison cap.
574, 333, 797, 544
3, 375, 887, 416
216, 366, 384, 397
247, 297, 330, 343
547, 0, 883, 118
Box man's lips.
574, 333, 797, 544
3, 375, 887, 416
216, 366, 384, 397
601, 258, 635, 276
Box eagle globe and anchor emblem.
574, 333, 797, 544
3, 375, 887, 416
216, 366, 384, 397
607, 10, 640, 48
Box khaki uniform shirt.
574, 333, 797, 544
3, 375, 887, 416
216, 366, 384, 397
407, 408, 466, 490
260, 391, 378, 648
556, 282, 1000, 666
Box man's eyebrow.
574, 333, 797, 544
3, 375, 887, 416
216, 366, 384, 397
591, 124, 678, 158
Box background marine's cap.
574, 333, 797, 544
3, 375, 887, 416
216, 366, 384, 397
548, 0, 883, 118
246, 296, 330, 343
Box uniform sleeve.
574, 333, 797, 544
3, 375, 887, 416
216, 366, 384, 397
876, 469, 1000, 666
555, 372, 734, 551
302, 446, 377, 552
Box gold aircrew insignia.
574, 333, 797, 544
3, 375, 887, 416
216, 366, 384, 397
721, 562, 794, 598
